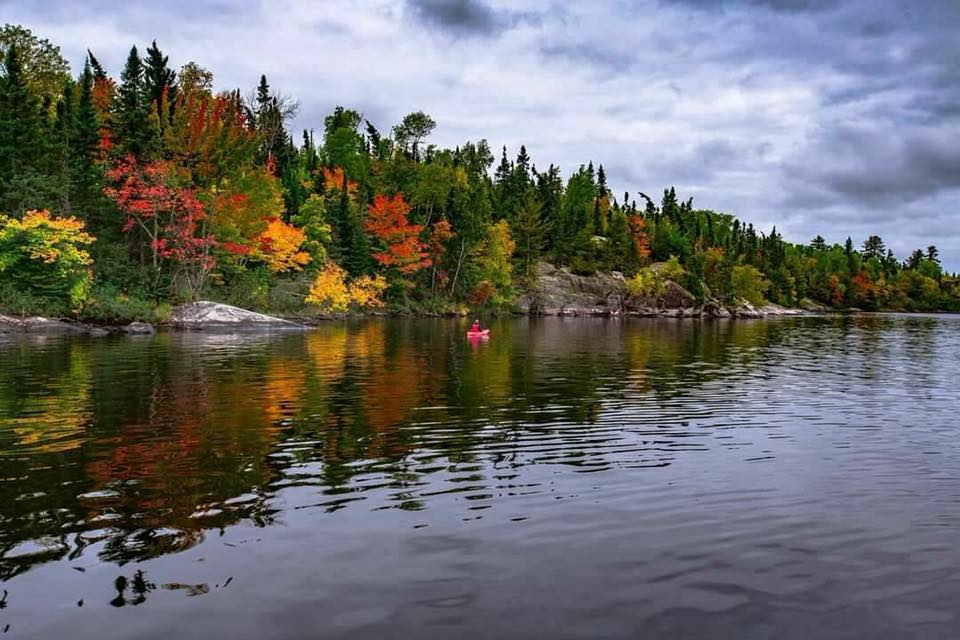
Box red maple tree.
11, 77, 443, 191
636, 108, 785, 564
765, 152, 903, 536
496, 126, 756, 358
104, 156, 216, 288
364, 193, 431, 275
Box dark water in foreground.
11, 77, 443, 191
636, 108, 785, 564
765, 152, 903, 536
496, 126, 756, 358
1, 316, 960, 639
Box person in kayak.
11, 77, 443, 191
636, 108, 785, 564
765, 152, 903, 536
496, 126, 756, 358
470, 319, 482, 333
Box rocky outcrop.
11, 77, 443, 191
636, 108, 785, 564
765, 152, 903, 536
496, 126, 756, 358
799, 298, 829, 313
170, 301, 305, 331
0, 315, 103, 335
123, 321, 155, 335
730, 301, 805, 318
516, 262, 807, 319
701, 299, 732, 318
515, 263, 628, 316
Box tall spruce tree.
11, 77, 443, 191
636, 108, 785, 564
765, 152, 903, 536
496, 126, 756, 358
513, 192, 545, 280
115, 46, 153, 157
52, 78, 76, 213
143, 40, 176, 125
333, 173, 370, 277
0, 44, 57, 213
86, 49, 106, 80
72, 60, 105, 230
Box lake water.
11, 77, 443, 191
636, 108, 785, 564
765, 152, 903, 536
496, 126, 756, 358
1, 315, 959, 639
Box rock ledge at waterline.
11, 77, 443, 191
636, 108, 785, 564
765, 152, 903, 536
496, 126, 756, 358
0, 315, 106, 335
169, 301, 306, 331
515, 262, 809, 318
0, 302, 303, 335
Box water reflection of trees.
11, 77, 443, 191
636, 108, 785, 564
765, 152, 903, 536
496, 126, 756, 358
0, 316, 906, 577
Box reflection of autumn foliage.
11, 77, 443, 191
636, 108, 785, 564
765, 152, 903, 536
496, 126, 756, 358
7, 342, 93, 454
84, 378, 216, 526
302, 324, 439, 464
261, 358, 307, 423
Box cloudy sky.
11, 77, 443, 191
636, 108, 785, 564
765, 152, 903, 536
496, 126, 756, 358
6, 0, 959, 269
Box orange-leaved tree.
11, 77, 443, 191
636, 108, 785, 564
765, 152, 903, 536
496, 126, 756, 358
320, 166, 359, 198
208, 166, 284, 260
364, 193, 430, 284
254, 218, 310, 273
627, 213, 651, 264
427, 219, 453, 293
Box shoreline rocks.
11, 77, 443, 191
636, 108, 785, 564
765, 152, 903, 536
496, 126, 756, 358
2, 301, 304, 336
0, 314, 103, 336
515, 263, 628, 316
123, 321, 156, 335
514, 262, 808, 319
169, 301, 306, 331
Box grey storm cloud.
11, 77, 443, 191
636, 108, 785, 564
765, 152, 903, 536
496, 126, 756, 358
784, 125, 960, 204
405, 0, 534, 37
3, 0, 959, 268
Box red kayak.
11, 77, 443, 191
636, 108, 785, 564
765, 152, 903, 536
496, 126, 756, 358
466, 329, 490, 339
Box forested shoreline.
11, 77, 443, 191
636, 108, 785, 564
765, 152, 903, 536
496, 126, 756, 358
1, 25, 958, 323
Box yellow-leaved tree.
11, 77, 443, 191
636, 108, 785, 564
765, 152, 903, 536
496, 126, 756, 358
305, 263, 386, 312
0, 210, 95, 310
255, 218, 311, 273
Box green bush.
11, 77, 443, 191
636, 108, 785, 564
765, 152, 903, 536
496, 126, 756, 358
731, 264, 768, 307
0, 284, 71, 318
626, 255, 686, 298
80, 285, 158, 323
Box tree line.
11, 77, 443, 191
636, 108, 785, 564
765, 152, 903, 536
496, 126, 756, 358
0, 25, 956, 320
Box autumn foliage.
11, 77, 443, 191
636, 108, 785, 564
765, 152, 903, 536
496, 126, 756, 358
0, 210, 94, 307
627, 214, 651, 262
5, 27, 955, 319
305, 262, 386, 312
254, 217, 310, 273
104, 156, 215, 272
321, 166, 358, 198
364, 193, 430, 276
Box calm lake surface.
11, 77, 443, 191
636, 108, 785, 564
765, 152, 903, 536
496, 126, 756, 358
1, 315, 960, 639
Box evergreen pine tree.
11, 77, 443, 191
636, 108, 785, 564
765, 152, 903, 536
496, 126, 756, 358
52, 78, 76, 213
513, 193, 545, 280
115, 46, 154, 157
333, 173, 370, 277
143, 40, 177, 125
0, 44, 58, 213
72, 60, 105, 230
86, 49, 107, 79
861, 235, 885, 261
493, 145, 512, 220
536, 164, 563, 255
